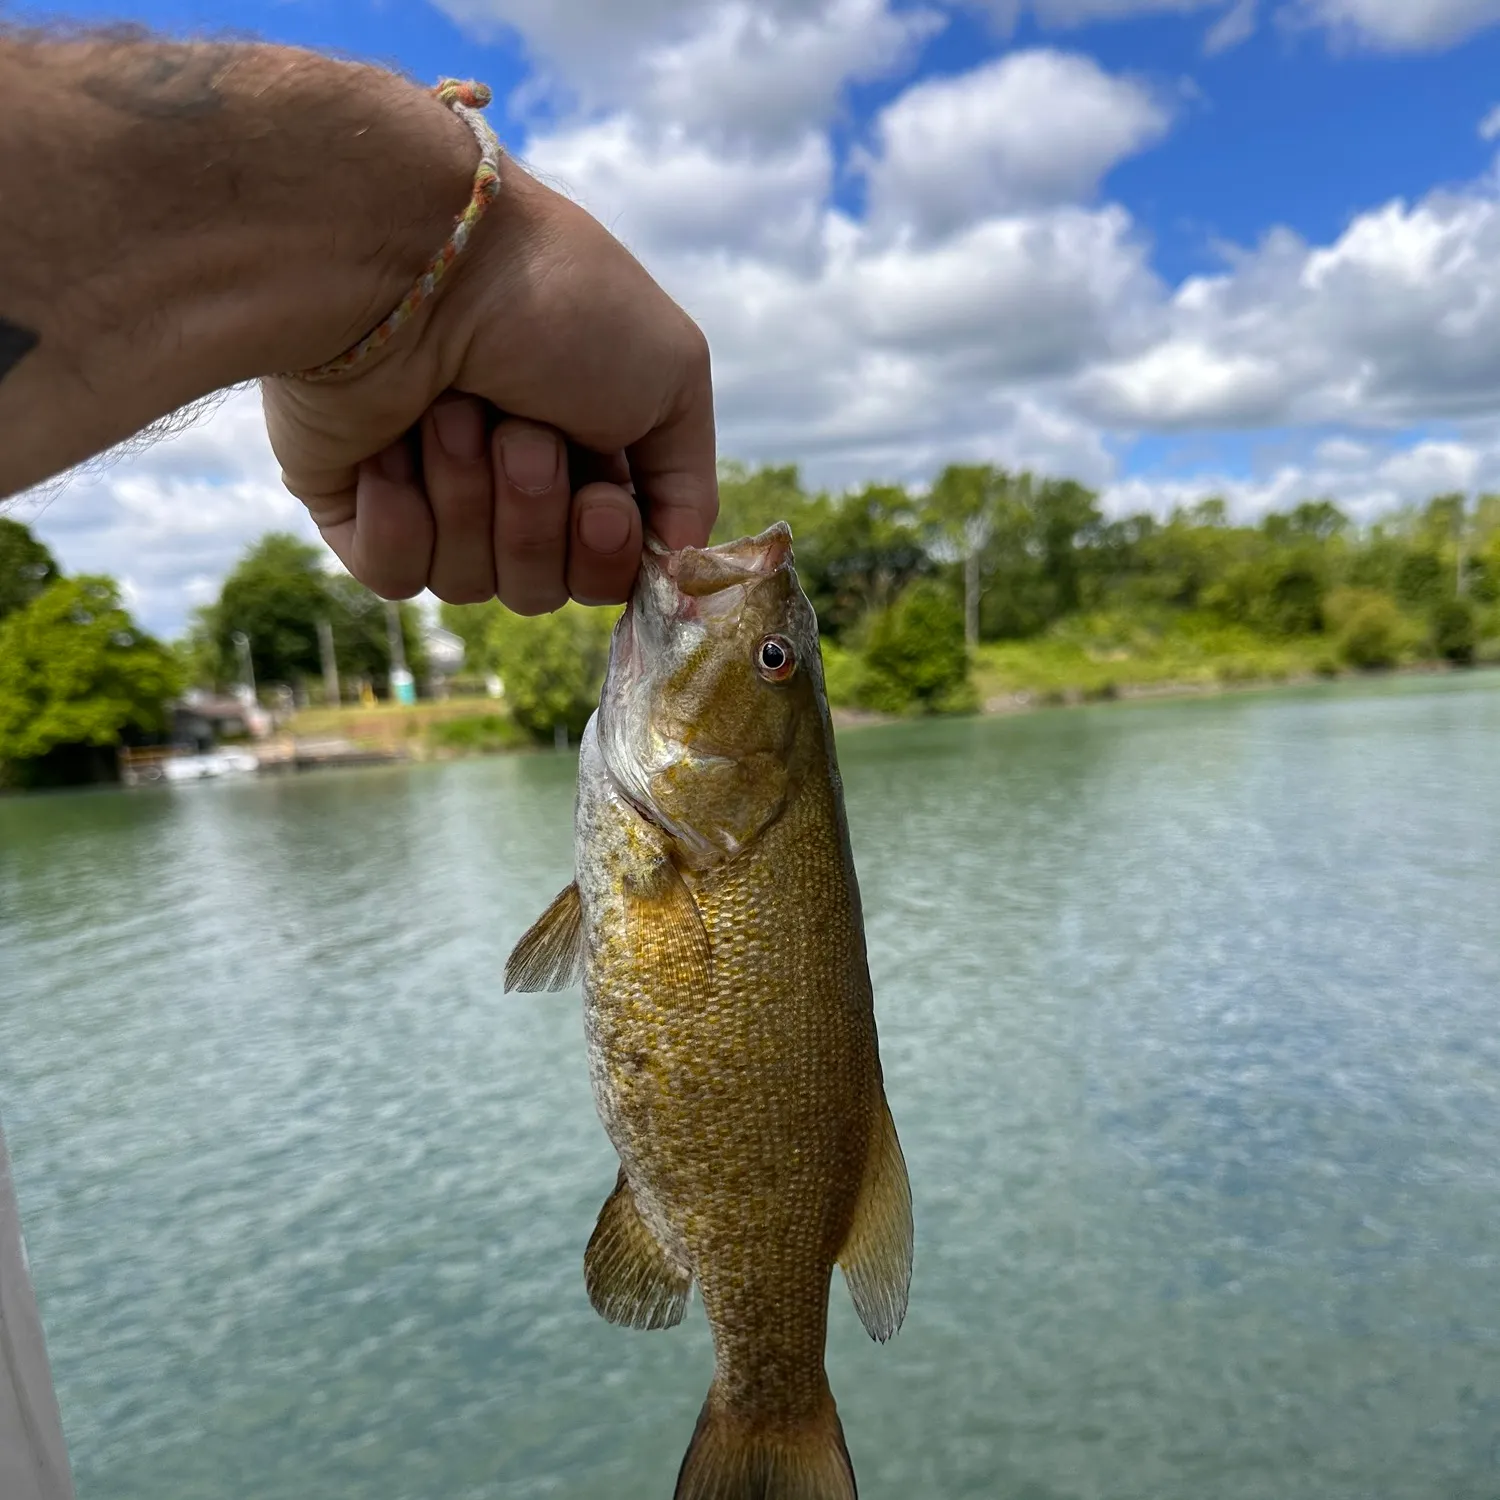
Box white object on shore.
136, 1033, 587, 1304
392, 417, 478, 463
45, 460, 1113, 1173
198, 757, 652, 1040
0, 1120, 75, 1500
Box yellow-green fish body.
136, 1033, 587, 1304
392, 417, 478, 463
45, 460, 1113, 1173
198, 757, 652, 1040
508, 525, 912, 1500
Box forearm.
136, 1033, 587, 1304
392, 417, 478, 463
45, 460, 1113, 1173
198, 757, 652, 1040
0, 30, 477, 497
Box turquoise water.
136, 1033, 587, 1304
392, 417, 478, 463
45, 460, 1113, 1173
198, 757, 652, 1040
3, 674, 1500, 1500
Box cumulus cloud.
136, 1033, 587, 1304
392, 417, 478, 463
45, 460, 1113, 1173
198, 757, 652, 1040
860, 50, 1172, 238
1100, 435, 1493, 524
965, 0, 1500, 49
437, 0, 939, 143
13, 388, 318, 638
1075, 189, 1500, 432
1278, 0, 1500, 51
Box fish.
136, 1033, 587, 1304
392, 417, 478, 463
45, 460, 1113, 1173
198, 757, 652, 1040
506, 522, 913, 1500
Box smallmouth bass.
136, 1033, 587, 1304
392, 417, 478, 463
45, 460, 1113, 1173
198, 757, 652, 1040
507, 524, 913, 1500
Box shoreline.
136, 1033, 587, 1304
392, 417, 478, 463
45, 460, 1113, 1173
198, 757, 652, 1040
830, 656, 1492, 733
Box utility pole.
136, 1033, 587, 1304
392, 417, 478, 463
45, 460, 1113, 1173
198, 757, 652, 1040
232, 631, 255, 709
385, 600, 416, 705
1456, 498, 1468, 599
317, 619, 340, 707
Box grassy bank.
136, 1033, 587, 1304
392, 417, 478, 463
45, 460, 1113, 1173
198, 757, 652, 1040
288, 698, 531, 758
969, 612, 1340, 708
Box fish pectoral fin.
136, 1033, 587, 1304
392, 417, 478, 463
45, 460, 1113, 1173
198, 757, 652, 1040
837, 1097, 914, 1343
504, 883, 584, 993
624, 859, 712, 987
584, 1169, 691, 1331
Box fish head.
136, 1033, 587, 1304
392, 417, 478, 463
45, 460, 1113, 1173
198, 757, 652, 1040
599, 522, 824, 866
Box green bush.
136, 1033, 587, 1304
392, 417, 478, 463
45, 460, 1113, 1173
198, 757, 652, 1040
1325, 587, 1404, 670
855, 581, 975, 715
488, 603, 619, 743
427, 714, 529, 754
1430, 597, 1477, 664
818, 640, 862, 708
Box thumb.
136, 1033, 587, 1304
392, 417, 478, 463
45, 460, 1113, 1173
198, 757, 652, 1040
625, 344, 719, 551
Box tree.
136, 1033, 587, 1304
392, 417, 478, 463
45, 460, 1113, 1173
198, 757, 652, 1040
795, 483, 929, 639
195, 532, 425, 700
712, 462, 817, 546
0, 576, 180, 780
488, 602, 618, 742
0, 517, 60, 623
923, 465, 1004, 648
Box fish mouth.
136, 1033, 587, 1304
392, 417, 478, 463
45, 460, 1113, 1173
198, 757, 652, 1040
641, 523, 793, 616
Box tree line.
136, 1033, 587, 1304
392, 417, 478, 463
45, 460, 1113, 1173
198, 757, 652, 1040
2, 463, 1497, 783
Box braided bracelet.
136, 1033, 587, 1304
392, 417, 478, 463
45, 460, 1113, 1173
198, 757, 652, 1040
292, 79, 503, 382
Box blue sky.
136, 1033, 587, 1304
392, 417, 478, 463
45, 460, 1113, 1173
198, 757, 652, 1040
17, 0, 1500, 631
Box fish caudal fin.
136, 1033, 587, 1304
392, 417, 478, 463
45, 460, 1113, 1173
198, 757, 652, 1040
674, 1393, 857, 1500
505, 883, 583, 992
585, 1169, 691, 1330
837, 1097, 913, 1343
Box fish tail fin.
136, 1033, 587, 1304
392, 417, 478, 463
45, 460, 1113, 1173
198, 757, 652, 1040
674, 1386, 857, 1500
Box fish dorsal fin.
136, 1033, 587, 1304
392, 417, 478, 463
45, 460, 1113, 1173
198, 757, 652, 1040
504, 883, 584, 993
838, 1097, 913, 1343
625, 858, 711, 988
585, 1169, 692, 1330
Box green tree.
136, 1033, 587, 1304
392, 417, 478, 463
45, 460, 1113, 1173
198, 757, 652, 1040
199, 532, 425, 700
0, 577, 180, 782
489, 602, 618, 742
794, 483, 929, 640
0, 517, 60, 623
712, 462, 818, 546
923, 464, 1005, 647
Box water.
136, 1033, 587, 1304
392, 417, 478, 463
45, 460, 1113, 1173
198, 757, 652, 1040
3, 674, 1500, 1500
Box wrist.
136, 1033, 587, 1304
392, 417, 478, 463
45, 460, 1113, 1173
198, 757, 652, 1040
0, 39, 479, 491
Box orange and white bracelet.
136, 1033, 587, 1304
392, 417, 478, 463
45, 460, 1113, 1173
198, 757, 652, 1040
293, 78, 502, 382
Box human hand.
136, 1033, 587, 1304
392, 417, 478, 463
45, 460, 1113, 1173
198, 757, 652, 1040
262, 154, 718, 614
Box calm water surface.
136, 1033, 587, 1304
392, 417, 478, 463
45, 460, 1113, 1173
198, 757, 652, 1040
3, 675, 1499, 1500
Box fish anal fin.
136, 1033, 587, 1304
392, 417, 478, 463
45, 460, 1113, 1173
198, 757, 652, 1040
675, 1389, 856, 1500
625, 859, 711, 988
837, 1097, 913, 1343
585, 1169, 691, 1331
505, 883, 583, 993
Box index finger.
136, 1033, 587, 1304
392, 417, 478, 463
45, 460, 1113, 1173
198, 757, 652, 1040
626, 329, 719, 551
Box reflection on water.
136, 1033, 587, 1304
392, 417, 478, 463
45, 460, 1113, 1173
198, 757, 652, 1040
3, 674, 1499, 1500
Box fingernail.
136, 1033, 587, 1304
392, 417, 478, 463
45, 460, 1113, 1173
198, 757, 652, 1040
578, 501, 632, 556
433, 400, 486, 462
378, 440, 414, 483
500, 428, 561, 494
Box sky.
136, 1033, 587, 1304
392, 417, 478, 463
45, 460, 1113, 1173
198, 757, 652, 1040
14, 0, 1500, 634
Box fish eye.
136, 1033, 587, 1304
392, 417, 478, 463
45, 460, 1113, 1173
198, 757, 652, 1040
756, 634, 796, 683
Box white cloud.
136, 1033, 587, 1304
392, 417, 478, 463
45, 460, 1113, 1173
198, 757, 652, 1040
861, 50, 1172, 238
528, 118, 833, 264
974, 0, 1221, 24
12, 388, 316, 638
1480, 103, 1500, 141
437, 0, 940, 143
1100, 436, 1493, 524
965, 0, 1500, 49
1279, 0, 1500, 50
1203, 0, 1257, 50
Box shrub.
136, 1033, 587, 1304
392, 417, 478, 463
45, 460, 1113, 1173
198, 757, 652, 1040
855, 580, 975, 714
1430, 598, 1477, 664
1324, 587, 1405, 670
428, 714, 529, 754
